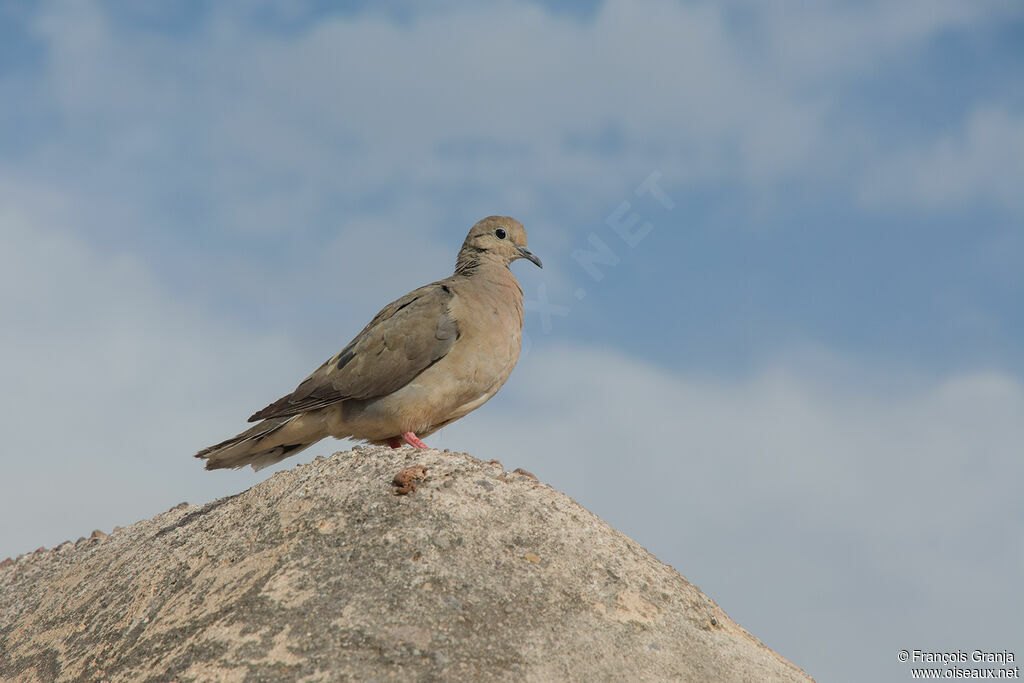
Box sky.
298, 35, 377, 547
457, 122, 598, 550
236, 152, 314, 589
1, 1, 1022, 680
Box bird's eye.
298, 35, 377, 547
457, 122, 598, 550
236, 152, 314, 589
495, 228, 507, 240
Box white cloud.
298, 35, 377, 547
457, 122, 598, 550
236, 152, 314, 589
862, 107, 1024, 212
754, 0, 1010, 81
1, 0, 1011, 309
20, 0, 1009, 230
0, 185, 325, 557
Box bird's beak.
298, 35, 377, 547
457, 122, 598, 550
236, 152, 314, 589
517, 246, 543, 268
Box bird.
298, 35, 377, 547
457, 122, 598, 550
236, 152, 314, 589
195, 216, 542, 471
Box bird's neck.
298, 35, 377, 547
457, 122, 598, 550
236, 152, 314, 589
454, 248, 506, 277
453, 251, 523, 299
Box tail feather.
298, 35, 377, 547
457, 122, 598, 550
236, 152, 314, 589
195, 416, 320, 471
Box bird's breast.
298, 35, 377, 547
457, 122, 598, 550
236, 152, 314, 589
341, 275, 526, 441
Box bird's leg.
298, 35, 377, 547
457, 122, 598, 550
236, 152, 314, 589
387, 437, 402, 449
401, 431, 428, 449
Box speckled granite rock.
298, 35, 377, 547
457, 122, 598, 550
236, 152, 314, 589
0, 448, 812, 682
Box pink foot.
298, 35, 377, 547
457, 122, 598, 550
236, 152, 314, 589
387, 437, 402, 449
402, 431, 428, 449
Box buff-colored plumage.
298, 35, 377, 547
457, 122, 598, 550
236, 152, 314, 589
195, 216, 541, 470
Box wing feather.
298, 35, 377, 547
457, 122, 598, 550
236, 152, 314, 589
248, 281, 459, 422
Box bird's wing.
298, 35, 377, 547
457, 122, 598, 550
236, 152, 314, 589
248, 281, 459, 422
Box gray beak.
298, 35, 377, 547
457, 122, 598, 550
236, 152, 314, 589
517, 246, 543, 268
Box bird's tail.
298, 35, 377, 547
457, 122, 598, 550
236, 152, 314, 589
195, 415, 324, 471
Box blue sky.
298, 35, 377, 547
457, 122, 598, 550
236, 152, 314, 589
1, 2, 1022, 680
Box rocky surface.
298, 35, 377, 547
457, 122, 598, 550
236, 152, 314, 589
0, 448, 812, 681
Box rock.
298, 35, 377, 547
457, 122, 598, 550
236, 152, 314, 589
392, 465, 429, 495
0, 448, 811, 681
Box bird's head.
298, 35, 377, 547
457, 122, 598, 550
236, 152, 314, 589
456, 216, 542, 275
